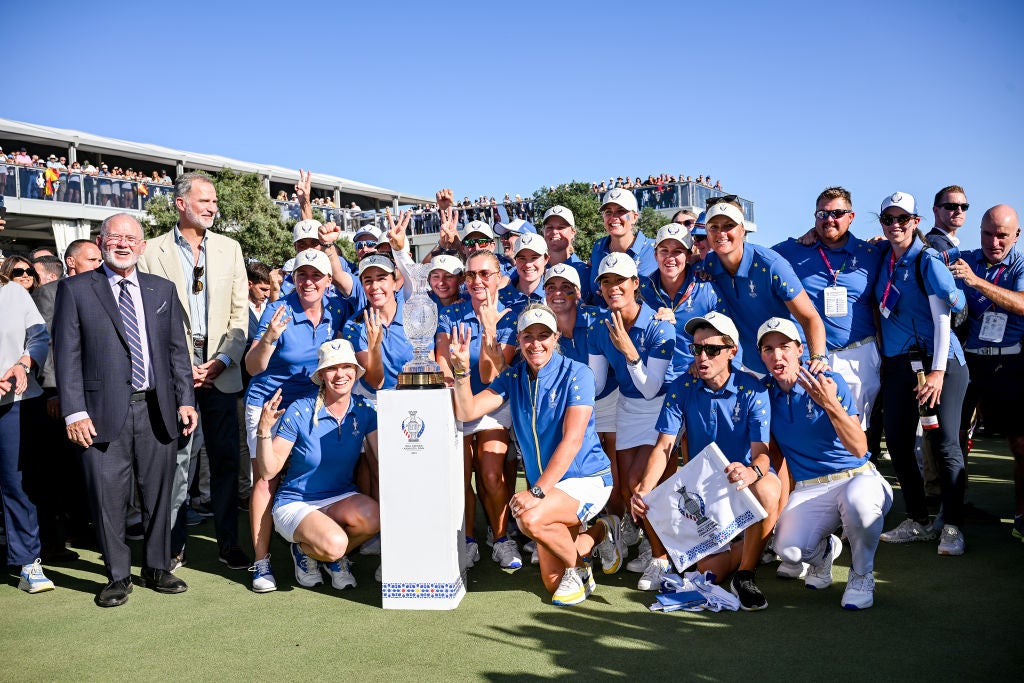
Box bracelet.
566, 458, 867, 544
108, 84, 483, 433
453, 369, 470, 378
256, 433, 273, 440
809, 353, 827, 363
16, 361, 31, 373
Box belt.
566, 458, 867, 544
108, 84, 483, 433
832, 336, 876, 354
796, 461, 875, 488
966, 343, 1021, 356
129, 390, 152, 403
192, 335, 207, 349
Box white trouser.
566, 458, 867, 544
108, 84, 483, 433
774, 468, 893, 575
829, 339, 881, 430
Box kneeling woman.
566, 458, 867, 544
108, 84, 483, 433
256, 340, 380, 590
450, 304, 614, 606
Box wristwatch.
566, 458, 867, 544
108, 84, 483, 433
751, 465, 765, 482
15, 361, 31, 373
627, 356, 641, 367
529, 485, 545, 499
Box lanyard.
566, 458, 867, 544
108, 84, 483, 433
817, 247, 847, 286
880, 252, 898, 310
973, 263, 1007, 312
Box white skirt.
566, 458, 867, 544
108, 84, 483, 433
615, 394, 663, 450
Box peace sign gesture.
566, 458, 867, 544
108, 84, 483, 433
385, 208, 411, 252
294, 169, 312, 206
447, 323, 473, 375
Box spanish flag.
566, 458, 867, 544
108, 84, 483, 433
44, 168, 60, 196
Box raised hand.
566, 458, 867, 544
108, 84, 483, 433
364, 308, 384, 350
385, 208, 411, 251
294, 169, 312, 206
263, 306, 292, 344
259, 389, 285, 435
436, 188, 454, 210
605, 311, 638, 358
448, 323, 473, 374
319, 221, 341, 245
439, 207, 460, 248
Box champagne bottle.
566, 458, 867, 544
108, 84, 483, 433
910, 348, 939, 430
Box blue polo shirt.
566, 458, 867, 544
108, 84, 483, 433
655, 368, 770, 465
961, 246, 1024, 349
640, 271, 721, 375
873, 241, 965, 361
588, 232, 657, 306
560, 305, 618, 400
437, 299, 518, 394
344, 295, 431, 395
496, 254, 517, 278
498, 280, 546, 319
764, 371, 868, 481
563, 254, 593, 304
245, 291, 354, 407
273, 395, 377, 504
702, 243, 804, 374
588, 302, 675, 399
488, 354, 612, 486
772, 236, 882, 350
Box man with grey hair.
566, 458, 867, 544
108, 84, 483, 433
139, 172, 251, 572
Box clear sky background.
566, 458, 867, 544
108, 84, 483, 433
6, 0, 1021, 250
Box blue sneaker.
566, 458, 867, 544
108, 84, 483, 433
19, 559, 55, 594
291, 543, 322, 588
323, 557, 356, 590
250, 555, 277, 593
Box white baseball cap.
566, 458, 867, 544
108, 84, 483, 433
429, 254, 464, 275
684, 312, 740, 342
312, 339, 365, 384
600, 188, 639, 214
880, 191, 918, 215
544, 263, 582, 290
357, 254, 396, 276
703, 203, 745, 226
512, 232, 548, 257
757, 317, 803, 346
596, 253, 639, 279
517, 307, 558, 334
293, 249, 332, 276
353, 225, 382, 242
542, 205, 576, 228
655, 223, 693, 249
293, 219, 322, 243
458, 220, 495, 241
282, 258, 296, 274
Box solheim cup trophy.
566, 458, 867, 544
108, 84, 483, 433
397, 263, 445, 389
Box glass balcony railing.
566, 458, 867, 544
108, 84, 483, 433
0, 164, 174, 211
601, 181, 755, 223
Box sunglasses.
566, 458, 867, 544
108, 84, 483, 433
192, 265, 205, 294
675, 219, 696, 228
814, 209, 854, 220
354, 240, 377, 250
462, 238, 494, 247
689, 342, 733, 358
464, 270, 497, 281
880, 213, 917, 227
705, 194, 738, 207
939, 202, 969, 212
693, 234, 708, 242
9, 267, 37, 279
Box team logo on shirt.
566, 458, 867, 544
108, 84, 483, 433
402, 411, 425, 443
851, 256, 858, 270
549, 389, 558, 409
732, 403, 742, 424
806, 399, 817, 420
748, 280, 757, 298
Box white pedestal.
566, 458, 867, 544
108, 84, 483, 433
377, 388, 466, 609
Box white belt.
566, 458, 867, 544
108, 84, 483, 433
966, 343, 1021, 356
832, 336, 876, 354
795, 462, 875, 489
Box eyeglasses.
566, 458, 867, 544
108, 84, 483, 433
462, 238, 494, 247
192, 265, 205, 294
354, 240, 377, 250
464, 270, 497, 281
689, 342, 733, 358
101, 233, 141, 245
9, 267, 37, 279
705, 194, 738, 207
814, 209, 854, 221
939, 202, 969, 212
675, 219, 696, 228
880, 213, 917, 227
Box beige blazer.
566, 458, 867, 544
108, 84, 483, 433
139, 228, 248, 393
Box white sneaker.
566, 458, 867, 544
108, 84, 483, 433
359, 534, 381, 555
805, 535, 842, 590
776, 561, 809, 579
937, 524, 965, 556
552, 568, 587, 606
880, 518, 937, 543
637, 557, 670, 591
841, 571, 875, 610
492, 538, 523, 569
291, 543, 322, 588
18, 559, 54, 594
578, 562, 597, 598
619, 515, 641, 546
464, 538, 480, 569
323, 556, 357, 590
626, 537, 652, 573
250, 555, 277, 593
594, 515, 623, 574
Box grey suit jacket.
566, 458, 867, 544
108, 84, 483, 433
30, 280, 58, 388
53, 268, 195, 443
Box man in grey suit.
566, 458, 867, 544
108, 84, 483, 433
54, 214, 198, 607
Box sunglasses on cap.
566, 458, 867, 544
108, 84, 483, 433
880, 213, 917, 227
689, 342, 733, 358
354, 240, 377, 250
462, 237, 493, 247
939, 202, 969, 212
705, 194, 738, 207
9, 267, 38, 279
814, 209, 853, 220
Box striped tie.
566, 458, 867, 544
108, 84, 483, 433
118, 279, 146, 391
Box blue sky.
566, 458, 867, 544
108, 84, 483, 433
6, 1, 1021, 250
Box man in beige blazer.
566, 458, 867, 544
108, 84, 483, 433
139, 172, 250, 571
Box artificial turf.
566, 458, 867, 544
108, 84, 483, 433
2, 437, 1022, 681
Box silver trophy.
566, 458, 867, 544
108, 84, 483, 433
397, 263, 444, 389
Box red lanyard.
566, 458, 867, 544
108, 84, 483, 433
880, 252, 898, 310
817, 247, 848, 286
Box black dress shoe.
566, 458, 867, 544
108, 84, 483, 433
218, 545, 251, 570
139, 567, 188, 594
95, 578, 132, 608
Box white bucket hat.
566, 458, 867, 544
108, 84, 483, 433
312, 339, 365, 384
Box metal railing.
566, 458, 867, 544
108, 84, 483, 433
601, 181, 755, 223
0, 165, 174, 211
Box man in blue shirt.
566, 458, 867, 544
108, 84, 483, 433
588, 188, 657, 306
758, 317, 892, 610
700, 201, 829, 377
949, 204, 1024, 540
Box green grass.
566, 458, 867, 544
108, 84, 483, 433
3, 437, 1023, 682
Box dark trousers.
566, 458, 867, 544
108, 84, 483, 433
0, 402, 41, 566
882, 354, 969, 526
170, 387, 239, 554
80, 395, 175, 581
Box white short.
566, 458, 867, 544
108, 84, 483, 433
272, 491, 359, 543
462, 401, 512, 436
594, 389, 620, 433
615, 394, 662, 450
554, 476, 613, 524
829, 339, 881, 430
